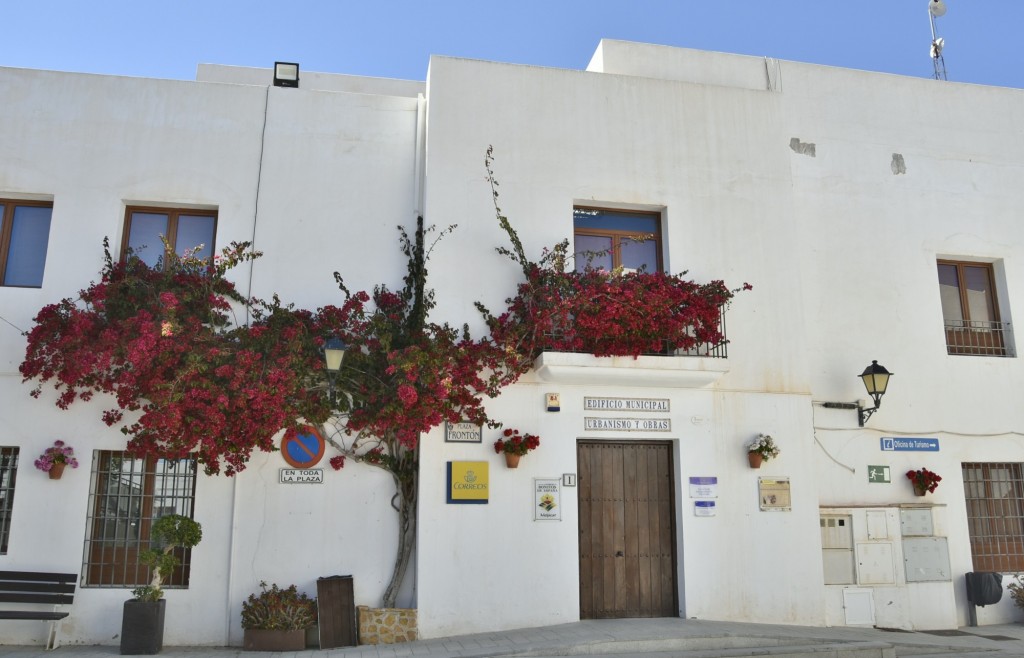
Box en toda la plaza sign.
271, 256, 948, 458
583, 396, 671, 432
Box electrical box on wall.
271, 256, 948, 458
821, 516, 855, 585
856, 542, 896, 585
866, 510, 889, 540
903, 536, 951, 582
821, 515, 853, 549
900, 508, 934, 536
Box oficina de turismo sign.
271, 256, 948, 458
880, 437, 940, 452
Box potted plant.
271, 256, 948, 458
120, 515, 203, 655
34, 440, 78, 480
906, 468, 942, 496
1008, 575, 1024, 610
745, 434, 779, 469
493, 428, 540, 468
241, 582, 317, 651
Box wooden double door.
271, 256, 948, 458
577, 440, 678, 619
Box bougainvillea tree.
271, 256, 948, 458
20, 239, 337, 476
20, 223, 529, 607
317, 218, 528, 606
19, 149, 748, 609
476, 146, 750, 360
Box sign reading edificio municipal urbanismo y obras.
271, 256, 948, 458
583, 397, 671, 432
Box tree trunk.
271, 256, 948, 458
381, 467, 417, 609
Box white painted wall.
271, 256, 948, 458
1, 38, 1023, 645
0, 65, 417, 645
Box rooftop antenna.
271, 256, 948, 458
929, 0, 948, 80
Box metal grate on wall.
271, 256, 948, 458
82, 451, 197, 588
0, 448, 19, 554
962, 462, 1024, 572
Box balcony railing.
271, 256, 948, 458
944, 319, 1014, 357
540, 309, 728, 359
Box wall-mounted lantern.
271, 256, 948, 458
823, 360, 893, 426
323, 336, 347, 404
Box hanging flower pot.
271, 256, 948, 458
494, 427, 540, 469
907, 468, 941, 496
35, 440, 79, 480
48, 462, 66, 480
744, 434, 778, 469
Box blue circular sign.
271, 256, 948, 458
281, 426, 325, 468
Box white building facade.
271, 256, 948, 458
0, 40, 1021, 646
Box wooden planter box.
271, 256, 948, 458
243, 628, 306, 652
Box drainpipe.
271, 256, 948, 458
413, 92, 426, 218
225, 83, 270, 645
244, 84, 271, 326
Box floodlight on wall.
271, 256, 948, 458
823, 360, 894, 427
273, 62, 300, 88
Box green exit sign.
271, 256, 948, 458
868, 465, 891, 483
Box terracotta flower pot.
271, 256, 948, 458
747, 452, 763, 469
505, 453, 521, 469
48, 462, 65, 480
912, 482, 927, 496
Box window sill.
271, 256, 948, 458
533, 352, 728, 388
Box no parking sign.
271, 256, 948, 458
280, 426, 326, 469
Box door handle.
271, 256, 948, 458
615, 550, 624, 557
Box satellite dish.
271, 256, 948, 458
929, 0, 947, 17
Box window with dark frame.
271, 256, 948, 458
962, 462, 1024, 572
0, 447, 19, 554
83, 451, 198, 588
0, 199, 53, 288
573, 207, 662, 273
121, 206, 217, 269
937, 260, 1012, 357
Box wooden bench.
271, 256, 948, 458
0, 571, 76, 649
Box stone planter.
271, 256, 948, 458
243, 628, 306, 652
357, 606, 417, 645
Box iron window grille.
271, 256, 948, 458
962, 462, 1024, 572
0, 448, 19, 554
82, 451, 197, 588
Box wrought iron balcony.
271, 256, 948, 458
541, 309, 729, 359
944, 319, 1014, 357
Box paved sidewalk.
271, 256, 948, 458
2, 618, 1023, 657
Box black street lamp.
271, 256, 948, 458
823, 360, 893, 426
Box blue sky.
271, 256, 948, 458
2, 1, 1022, 88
